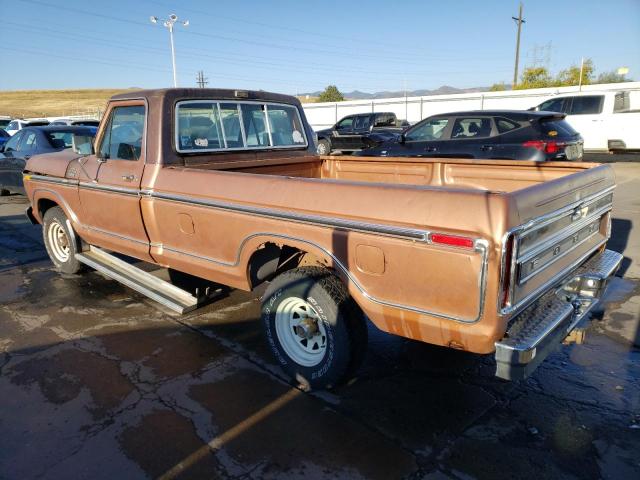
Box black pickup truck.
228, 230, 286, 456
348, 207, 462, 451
315, 112, 408, 154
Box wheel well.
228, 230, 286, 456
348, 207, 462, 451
37, 199, 58, 218
247, 242, 330, 289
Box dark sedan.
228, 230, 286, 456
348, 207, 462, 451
356, 110, 583, 161
0, 125, 97, 195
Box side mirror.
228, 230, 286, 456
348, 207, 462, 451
72, 134, 95, 155
397, 133, 406, 144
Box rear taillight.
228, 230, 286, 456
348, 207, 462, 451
430, 233, 475, 249
500, 234, 515, 309
522, 140, 566, 154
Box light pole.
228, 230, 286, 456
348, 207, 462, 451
511, 3, 525, 88
150, 14, 189, 87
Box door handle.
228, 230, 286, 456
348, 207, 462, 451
425, 146, 437, 152
121, 174, 136, 182
481, 145, 494, 151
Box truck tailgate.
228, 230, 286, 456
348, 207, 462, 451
502, 164, 615, 316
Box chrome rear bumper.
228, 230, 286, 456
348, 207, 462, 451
495, 249, 623, 381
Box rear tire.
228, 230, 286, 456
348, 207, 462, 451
0, 188, 9, 196
317, 139, 331, 155
262, 266, 367, 390
42, 207, 83, 274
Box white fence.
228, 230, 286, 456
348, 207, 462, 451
302, 82, 640, 130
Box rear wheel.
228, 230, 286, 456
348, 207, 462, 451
42, 207, 83, 274
317, 139, 331, 155
0, 188, 9, 196
262, 266, 367, 390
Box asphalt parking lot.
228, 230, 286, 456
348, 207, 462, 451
1, 162, 639, 480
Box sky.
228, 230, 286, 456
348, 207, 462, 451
0, 0, 639, 94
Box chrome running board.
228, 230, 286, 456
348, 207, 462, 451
76, 246, 198, 314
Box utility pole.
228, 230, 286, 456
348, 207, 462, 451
196, 70, 208, 88
512, 2, 525, 88
578, 57, 585, 91
150, 14, 189, 87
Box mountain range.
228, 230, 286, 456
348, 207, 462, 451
300, 85, 495, 100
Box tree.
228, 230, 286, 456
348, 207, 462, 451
317, 85, 344, 102
489, 82, 507, 92
596, 70, 632, 84
556, 59, 594, 87
515, 66, 554, 89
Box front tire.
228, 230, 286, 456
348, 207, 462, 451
317, 139, 331, 155
42, 206, 83, 274
262, 266, 367, 390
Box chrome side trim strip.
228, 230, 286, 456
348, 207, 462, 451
28, 174, 78, 186
29, 174, 140, 197
87, 226, 149, 245
145, 190, 430, 242
153, 233, 490, 323
79, 181, 140, 196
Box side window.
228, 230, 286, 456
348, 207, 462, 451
3, 131, 23, 152
614, 92, 629, 113
19, 132, 38, 152
354, 115, 371, 130
6, 121, 19, 131
336, 117, 354, 131
538, 98, 568, 113
241, 104, 269, 147
496, 117, 521, 134
451, 117, 492, 139
405, 118, 449, 142
98, 105, 145, 161
569, 96, 603, 115
266, 105, 307, 146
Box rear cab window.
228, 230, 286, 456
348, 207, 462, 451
176, 101, 307, 153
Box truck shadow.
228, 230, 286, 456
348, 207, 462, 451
609, 218, 633, 277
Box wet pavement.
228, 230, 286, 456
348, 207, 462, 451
1, 163, 639, 479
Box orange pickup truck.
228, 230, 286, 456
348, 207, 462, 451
23, 88, 622, 389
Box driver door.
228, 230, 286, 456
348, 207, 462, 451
332, 115, 355, 150
78, 101, 151, 261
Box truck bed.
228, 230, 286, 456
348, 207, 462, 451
184, 153, 596, 193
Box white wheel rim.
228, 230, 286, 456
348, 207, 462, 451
275, 297, 327, 367
317, 143, 327, 154
47, 220, 70, 262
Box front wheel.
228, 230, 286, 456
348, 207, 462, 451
42, 206, 83, 274
262, 266, 367, 390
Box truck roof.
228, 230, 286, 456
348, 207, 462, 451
111, 88, 302, 106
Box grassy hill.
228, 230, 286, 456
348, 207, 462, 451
0, 88, 139, 119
